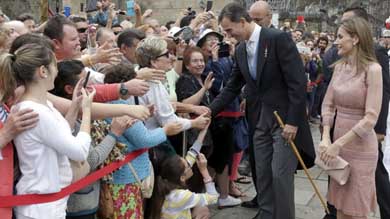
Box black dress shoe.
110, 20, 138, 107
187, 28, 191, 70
322, 215, 337, 219
241, 198, 259, 208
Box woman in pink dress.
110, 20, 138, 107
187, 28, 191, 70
320, 18, 383, 219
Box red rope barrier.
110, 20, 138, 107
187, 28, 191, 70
0, 148, 148, 207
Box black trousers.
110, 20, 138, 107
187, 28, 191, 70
66, 214, 96, 219
326, 142, 390, 219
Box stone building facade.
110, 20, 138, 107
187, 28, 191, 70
1, 0, 388, 36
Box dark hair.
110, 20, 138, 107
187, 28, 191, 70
70, 16, 87, 23
294, 29, 304, 34
343, 6, 369, 21
218, 2, 252, 23
44, 15, 76, 41
165, 21, 175, 29
0, 44, 56, 102
147, 155, 186, 219
165, 37, 178, 55
103, 64, 137, 84
16, 13, 34, 22
317, 36, 329, 45
117, 28, 145, 48
183, 46, 208, 72
10, 33, 54, 54
51, 60, 85, 99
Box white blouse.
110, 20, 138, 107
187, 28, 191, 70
127, 81, 192, 131
13, 100, 91, 219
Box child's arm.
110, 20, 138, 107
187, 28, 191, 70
190, 121, 210, 154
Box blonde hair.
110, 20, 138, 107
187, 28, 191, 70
335, 17, 377, 72
0, 27, 10, 53
135, 36, 167, 68
0, 43, 55, 102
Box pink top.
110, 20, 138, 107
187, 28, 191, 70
0, 105, 13, 219
322, 62, 383, 141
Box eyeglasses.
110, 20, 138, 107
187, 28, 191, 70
155, 51, 170, 59
206, 37, 220, 42
77, 28, 87, 33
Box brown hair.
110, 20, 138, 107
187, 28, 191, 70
183, 46, 208, 72
103, 63, 137, 84
334, 17, 377, 72
0, 43, 56, 102
137, 24, 154, 34
0, 27, 10, 52
146, 155, 186, 219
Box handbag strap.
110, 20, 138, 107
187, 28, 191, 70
127, 162, 142, 184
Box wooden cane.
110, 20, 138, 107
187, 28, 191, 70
273, 111, 330, 214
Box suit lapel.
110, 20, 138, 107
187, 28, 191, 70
256, 28, 267, 84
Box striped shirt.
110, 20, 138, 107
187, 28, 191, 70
0, 105, 7, 123
0, 105, 8, 160
161, 183, 219, 219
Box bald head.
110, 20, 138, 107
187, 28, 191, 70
249, 1, 272, 27
1, 20, 29, 45
2, 20, 29, 35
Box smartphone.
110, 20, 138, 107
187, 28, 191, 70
83, 71, 91, 88
126, 0, 135, 16
80, 3, 84, 12
206, 0, 213, 12
218, 42, 230, 58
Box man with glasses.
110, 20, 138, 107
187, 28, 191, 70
70, 16, 89, 51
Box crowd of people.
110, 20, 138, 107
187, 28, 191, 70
0, 0, 389, 219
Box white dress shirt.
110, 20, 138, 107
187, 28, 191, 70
246, 24, 262, 79
13, 100, 91, 219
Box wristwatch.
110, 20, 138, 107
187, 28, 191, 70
119, 83, 128, 96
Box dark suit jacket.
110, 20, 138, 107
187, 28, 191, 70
322, 44, 390, 135
210, 27, 315, 168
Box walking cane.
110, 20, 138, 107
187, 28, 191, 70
273, 111, 329, 214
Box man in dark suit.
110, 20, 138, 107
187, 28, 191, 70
208, 3, 315, 219
322, 6, 390, 219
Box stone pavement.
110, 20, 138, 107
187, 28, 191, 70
210, 124, 381, 219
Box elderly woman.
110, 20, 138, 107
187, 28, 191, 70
134, 37, 210, 171
176, 47, 242, 208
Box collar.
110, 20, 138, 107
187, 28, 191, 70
247, 24, 262, 44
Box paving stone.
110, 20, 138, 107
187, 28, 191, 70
211, 125, 380, 218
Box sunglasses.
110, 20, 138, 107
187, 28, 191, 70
155, 51, 170, 59
77, 28, 87, 33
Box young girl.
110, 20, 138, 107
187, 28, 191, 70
148, 121, 218, 219
0, 43, 94, 219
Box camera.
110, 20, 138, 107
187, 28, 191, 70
181, 27, 193, 44
218, 42, 230, 58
